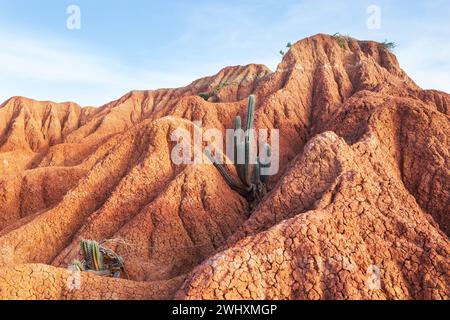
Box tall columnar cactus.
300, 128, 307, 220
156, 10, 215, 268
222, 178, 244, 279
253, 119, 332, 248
206, 95, 271, 209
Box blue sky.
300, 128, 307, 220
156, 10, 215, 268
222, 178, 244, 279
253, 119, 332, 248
0, 0, 449, 106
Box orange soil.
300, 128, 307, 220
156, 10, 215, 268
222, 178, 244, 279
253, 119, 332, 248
0, 34, 448, 300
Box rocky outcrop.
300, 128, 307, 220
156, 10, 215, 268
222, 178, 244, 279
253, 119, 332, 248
0, 34, 448, 300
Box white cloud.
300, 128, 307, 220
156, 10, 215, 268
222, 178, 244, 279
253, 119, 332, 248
1, 2, 448, 107
0, 31, 197, 106
0, 32, 121, 85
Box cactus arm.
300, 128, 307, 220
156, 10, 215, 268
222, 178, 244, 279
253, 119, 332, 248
82, 240, 103, 271
253, 157, 261, 185
81, 240, 94, 270
81, 239, 88, 257
244, 95, 256, 185
92, 241, 102, 271
205, 149, 236, 187
244, 136, 251, 185
236, 141, 246, 184
245, 95, 255, 131
260, 143, 271, 184
235, 115, 242, 131
234, 116, 247, 183
205, 150, 251, 195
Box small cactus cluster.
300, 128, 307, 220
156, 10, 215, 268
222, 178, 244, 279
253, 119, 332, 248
206, 95, 271, 209
70, 239, 128, 279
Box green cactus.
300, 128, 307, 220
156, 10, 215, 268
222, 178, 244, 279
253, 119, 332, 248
81, 240, 93, 269
80, 239, 103, 271
92, 241, 103, 271
206, 95, 271, 209
70, 259, 85, 272
198, 92, 212, 101
71, 239, 128, 279
333, 33, 350, 49
259, 143, 271, 184
198, 82, 230, 101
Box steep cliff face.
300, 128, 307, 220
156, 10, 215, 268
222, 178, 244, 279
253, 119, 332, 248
0, 34, 448, 300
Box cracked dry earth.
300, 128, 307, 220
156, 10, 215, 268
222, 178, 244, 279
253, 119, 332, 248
0, 34, 448, 300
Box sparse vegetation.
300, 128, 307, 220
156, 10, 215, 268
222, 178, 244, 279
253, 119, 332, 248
198, 82, 230, 101
333, 33, 352, 49
205, 95, 271, 209
198, 92, 212, 101
333, 34, 396, 53
70, 239, 128, 278
279, 42, 293, 56
380, 40, 397, 52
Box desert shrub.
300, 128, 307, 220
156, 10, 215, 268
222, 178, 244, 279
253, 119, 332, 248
333, 33, 353, 49
198, 82, 230, 101
380, 40, 397, 52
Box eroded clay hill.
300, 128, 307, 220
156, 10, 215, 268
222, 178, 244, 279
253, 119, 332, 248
0, 34, 448, 300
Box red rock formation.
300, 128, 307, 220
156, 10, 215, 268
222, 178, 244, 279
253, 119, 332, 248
0, 34, 448, 300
